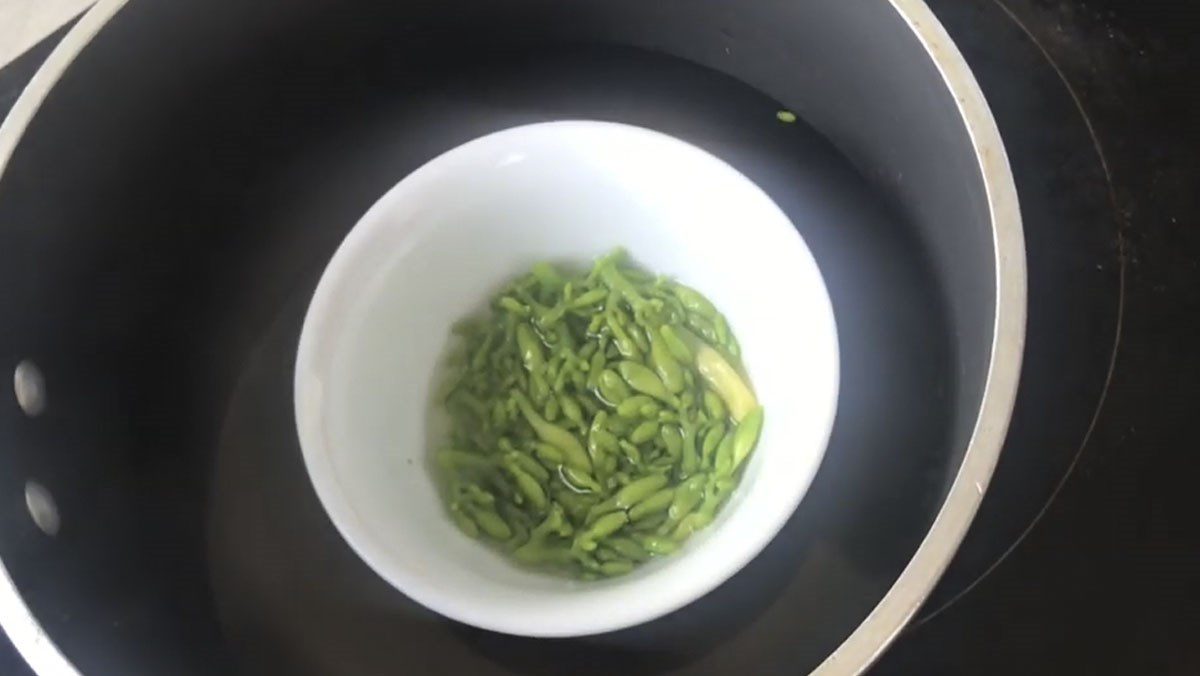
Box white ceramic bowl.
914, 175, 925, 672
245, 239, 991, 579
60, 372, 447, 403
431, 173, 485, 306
294, 120, 839, 637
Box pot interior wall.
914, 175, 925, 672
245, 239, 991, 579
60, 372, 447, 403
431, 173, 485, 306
0, 1, 995, 674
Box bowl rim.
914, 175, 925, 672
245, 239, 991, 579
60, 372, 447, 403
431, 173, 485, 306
291, 118, 841, 637
0, 0, 1025, 673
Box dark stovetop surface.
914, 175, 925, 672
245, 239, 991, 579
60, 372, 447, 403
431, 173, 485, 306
886, 1, 1200, 673
2, 1, 1197, 674
878, 3, 1200, 673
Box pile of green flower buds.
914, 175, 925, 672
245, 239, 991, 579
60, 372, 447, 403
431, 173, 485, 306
435, 249, 764, 579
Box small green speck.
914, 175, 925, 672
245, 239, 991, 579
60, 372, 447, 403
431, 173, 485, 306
776, 110, 797, 123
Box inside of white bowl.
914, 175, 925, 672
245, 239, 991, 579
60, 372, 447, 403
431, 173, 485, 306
294, 121, 838, 636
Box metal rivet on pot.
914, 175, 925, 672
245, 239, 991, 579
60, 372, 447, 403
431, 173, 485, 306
13, 360, 46, 417
24, 481, 60, 536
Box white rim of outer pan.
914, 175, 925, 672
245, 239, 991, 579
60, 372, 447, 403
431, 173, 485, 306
0, 1, 1025, 674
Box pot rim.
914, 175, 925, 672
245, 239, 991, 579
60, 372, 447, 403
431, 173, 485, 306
0, 0, 1024, 673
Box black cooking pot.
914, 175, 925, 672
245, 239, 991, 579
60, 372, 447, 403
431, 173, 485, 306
0, 1, 1023, 673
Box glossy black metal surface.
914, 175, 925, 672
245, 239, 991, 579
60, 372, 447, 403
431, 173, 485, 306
3, 0, 1197, 673
0, 1, 998, 674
